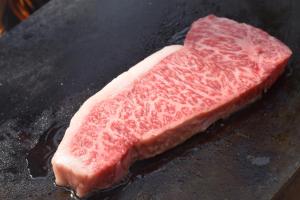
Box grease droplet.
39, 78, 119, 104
247, 155, 270, 166
26, 122, 66, 178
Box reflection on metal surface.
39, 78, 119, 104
8, 0, 34, 21
0, 0, 5, 34
0, 0, 49, 35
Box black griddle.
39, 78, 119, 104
0, 0, 300, 199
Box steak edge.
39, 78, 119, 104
52, 45, 183, 196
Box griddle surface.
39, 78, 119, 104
0, 0, 299, 199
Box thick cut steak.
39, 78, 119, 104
52, 15, 292, 197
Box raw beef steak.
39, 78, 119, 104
52, 15, 292, 197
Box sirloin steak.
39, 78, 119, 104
52, 15, 292, 197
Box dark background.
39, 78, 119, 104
0, 0, 299, 199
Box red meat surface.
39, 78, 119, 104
52, 15, 292, 197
